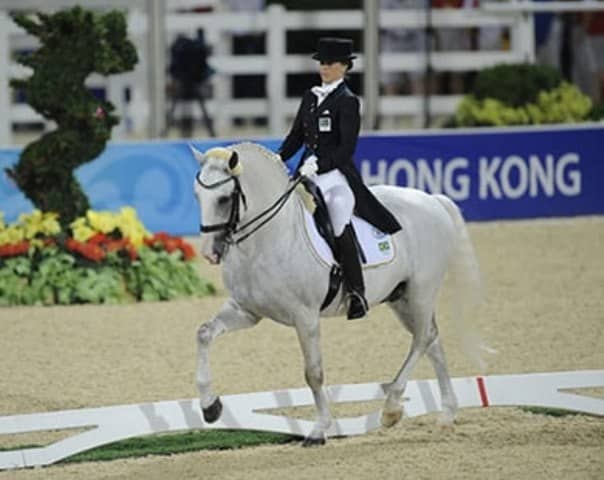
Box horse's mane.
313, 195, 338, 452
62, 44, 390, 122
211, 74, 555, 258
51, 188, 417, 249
231, 142, 314, 211
230, 142, 290, 179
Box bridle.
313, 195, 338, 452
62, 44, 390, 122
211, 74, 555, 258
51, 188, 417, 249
195, 171, 303, 246
196, 173, 246, 237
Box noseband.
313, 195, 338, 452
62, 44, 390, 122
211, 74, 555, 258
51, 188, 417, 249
195, 171, 302, 246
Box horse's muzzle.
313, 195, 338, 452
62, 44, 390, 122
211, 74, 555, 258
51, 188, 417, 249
202, 235, 227, 265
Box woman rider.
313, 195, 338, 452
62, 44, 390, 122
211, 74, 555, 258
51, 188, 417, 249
278, 37, 402, 320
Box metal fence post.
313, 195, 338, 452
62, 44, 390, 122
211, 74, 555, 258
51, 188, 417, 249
363, 0, 379, 131
147, 0, 166, 138
267, 4, 286, 137
512, 10, 536, 63
0, 13, 11, 146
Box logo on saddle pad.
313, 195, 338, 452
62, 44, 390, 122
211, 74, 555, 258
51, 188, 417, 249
303, 211, 395, 267
378, 241, 391, 254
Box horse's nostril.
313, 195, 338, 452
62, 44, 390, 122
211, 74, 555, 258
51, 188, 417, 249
213, 237, 226, 258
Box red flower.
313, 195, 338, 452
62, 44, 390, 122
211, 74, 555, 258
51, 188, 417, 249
105, 239, 125, 252
181, 243, 196, 260
65, 237, 105, 262
66, 237, 79, 250
163, 238, 179, 253
82, 244, 105, 262
0, 241, 30, 257
88, 232, 107, 245
143, 232, 195, 260
126, 244, 138, 261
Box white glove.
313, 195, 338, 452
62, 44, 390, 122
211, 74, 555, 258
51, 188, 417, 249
300, 155, 318, 178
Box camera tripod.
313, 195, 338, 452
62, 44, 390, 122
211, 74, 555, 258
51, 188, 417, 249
163, 80, 216, 138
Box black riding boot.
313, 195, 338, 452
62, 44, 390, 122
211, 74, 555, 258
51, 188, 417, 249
335, 224, 368, 320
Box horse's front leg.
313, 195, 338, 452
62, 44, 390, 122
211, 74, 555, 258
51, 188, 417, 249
295, 316, 332, 446
196, 297, 260, 422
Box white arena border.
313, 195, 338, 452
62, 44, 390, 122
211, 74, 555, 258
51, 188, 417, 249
1, 370, 602, 470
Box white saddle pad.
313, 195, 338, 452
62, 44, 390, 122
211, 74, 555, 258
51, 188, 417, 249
302, 209, 395, 268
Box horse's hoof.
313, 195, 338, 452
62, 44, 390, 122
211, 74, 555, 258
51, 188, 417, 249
302, 436, 326, 447
437, 410, 456, 428
381, 409, 402, 428
202, 397, 223, 423
437, 413, 456, 431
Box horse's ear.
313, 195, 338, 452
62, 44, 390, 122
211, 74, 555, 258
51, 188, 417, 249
189, 144, 205, 165
228, 151, 243, 176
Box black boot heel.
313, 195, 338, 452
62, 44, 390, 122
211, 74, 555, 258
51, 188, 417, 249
347, 291, 368, 320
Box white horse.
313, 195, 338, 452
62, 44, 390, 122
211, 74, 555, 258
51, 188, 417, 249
192, 142, 482, 446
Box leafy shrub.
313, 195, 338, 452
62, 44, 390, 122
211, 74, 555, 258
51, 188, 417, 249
452, 63, 601, 127
472, 63, 563, 107
0, 209, 214, 306
588, 103, 604, 121
456, 82, 593, 127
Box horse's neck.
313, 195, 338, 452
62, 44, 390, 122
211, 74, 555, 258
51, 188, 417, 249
236, 159, 301, 257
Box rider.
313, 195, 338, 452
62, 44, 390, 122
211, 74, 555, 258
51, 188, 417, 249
278, 37, 402, 320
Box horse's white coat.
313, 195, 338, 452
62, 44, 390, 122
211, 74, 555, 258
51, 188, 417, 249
192, 142, 482, 444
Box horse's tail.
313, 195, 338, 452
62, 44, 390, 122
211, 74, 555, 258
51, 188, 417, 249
434, 194, 494, 372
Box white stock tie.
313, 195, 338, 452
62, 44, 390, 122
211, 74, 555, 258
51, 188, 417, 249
311, 79, 343, 106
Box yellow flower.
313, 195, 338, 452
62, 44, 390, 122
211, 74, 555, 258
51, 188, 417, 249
116, 207, 149, 247
0, 226, 25, 245
72, 223, 96, 242
40, 212, 61, 236
86, 210, 117, 234
15, 210, 59, 239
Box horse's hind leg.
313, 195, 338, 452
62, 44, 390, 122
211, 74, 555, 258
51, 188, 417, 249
196, 297, 260, 422
382, 295, 454, 427
425, 327, 458, 425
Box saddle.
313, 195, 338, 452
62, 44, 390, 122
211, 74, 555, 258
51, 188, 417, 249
300, 178, 366, 264
300, 178, 367, 310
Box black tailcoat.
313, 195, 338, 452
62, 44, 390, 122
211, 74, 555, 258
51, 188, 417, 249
278, 82, 401, 234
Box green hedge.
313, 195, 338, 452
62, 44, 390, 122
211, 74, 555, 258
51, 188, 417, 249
453, 63, 601, 127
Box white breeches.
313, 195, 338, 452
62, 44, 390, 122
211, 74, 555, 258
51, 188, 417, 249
314, 169, 355, 237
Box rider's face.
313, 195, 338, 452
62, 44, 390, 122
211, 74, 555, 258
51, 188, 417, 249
318, 60, 347, 84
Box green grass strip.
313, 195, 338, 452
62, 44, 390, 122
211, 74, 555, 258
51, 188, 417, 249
62, 430, 296, 463
521, 406, 582, 417
1, 430, 296, 465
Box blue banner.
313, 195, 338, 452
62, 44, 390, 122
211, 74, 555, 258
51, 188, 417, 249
1, 125, 602, 235
356, 126, 604, 221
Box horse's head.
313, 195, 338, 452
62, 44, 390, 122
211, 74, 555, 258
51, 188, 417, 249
192, 145, 245, 264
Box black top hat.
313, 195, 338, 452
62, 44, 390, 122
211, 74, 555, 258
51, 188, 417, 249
312, 37, 357, 62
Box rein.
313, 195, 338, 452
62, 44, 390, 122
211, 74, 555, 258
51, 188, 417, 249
196, 172, 303, 246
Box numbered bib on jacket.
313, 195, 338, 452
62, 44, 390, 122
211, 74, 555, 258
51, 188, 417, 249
318, 116, 331, 132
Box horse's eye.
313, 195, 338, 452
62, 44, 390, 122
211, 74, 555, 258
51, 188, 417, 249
217, 196, 231, 207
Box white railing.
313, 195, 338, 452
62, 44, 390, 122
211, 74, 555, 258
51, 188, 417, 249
1, 2, 600, 146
